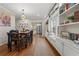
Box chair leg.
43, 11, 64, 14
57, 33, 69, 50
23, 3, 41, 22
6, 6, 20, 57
16, 40, 20, 51
8, 42, 12, 52
25, 39, 27, 47
9, 46, 12, 52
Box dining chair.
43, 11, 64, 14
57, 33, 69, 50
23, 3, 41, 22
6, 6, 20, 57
29, 30, 33, 44
7, 30, 20, 51
25, 30, 33, 46
19, 33, 27, 49
7, 32, 12, 51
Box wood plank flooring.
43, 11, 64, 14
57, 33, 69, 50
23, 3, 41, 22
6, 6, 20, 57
0, 34, 60, 56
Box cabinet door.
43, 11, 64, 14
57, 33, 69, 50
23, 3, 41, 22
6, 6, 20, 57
55, 39, 63, 55
63, 45, 79, 56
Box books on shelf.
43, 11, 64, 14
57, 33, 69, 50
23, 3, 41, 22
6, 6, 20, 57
74, 11, 79, 22
65, 3, 70, 10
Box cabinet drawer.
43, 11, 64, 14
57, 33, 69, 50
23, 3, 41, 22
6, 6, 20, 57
63, 45, 79, 56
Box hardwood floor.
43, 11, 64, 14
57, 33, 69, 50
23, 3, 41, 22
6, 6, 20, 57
0, 34, 60, 56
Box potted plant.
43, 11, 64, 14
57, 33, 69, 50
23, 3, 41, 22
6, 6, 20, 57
67, 15, 74, 22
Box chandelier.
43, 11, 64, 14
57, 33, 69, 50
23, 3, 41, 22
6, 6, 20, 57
18, 9, 32, 32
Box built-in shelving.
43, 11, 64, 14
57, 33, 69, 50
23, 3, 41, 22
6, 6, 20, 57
59, 3, 78, 16
58, 22, 79, 27
59, 3, 79, 27
46, 3, 79, 56
58, 3, 79, 41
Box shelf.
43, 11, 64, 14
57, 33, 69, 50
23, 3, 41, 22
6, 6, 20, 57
60, 4, 78, 16
59, 22, 79, 27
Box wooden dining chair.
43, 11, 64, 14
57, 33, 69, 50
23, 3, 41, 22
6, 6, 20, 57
7, 32, 12, 51
26, 32, 31, 46
31, 30, 33, 44
19, 33, 27, 49
29, 30, 33, 45
25, 31, 33, 46
7, 30, 21, 51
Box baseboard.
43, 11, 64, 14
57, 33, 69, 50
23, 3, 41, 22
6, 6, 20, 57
45, 37, 61, 56
0, 41, 7, 46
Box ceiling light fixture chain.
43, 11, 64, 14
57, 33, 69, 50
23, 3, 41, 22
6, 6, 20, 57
21, 8, 26, 20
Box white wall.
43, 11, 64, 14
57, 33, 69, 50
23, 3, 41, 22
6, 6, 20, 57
0, 5, 15, 46
42, 18, 49, 37
42, 19, 45, 36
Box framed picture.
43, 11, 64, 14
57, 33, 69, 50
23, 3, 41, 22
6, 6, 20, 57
0, 13, 11, 26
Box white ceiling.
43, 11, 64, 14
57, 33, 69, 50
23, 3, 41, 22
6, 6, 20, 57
0, 3, 53, 20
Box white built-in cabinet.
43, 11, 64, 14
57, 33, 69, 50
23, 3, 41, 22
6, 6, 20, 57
63, 46, 78, 56
45, 3, 79, 56
46, 35, 79, 56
